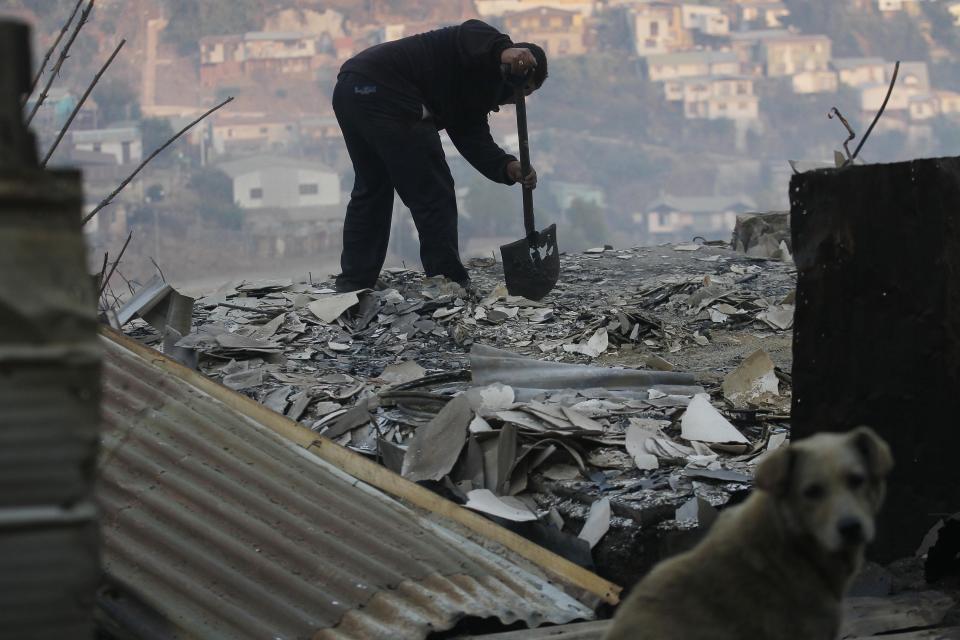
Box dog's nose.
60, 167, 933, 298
838, 517, 864, 544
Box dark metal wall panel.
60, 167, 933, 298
98, 336, 594, 639
790, 157, 960, 560
0, 161, 100, 638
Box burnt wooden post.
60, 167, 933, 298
790, 157, 960, 561
0, 20, 100, 636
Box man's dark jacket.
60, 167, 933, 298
340, 20, 518, 184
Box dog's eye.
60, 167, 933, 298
803, 484, 826, 500
847, 473, 865, 490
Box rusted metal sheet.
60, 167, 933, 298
0, 19, 100, 640
463, 621, 611, 639
98, 335, 595, 639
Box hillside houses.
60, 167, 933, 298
501, 6, 589, 57
199, 31, 343, 86
630, 2, 688, 56
636, 193, 757, 244
832, 57, 887, 87
645, 50, 740, 82
733, 1, 790, 28
664, 76, 760, 120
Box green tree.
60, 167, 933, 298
187, 167, 243, 230
782, 0, 929, 60
163, 0, 262, 56
565, 197, 609, 250
95, 77, 140, 125
463, 174, 521, 238
140, 118, 175, 167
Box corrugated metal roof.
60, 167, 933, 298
97, 333, 596, 639
463, 621, 611, 639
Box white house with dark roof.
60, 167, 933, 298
216, 155, 340, 210
663, 76, 760, 120
636, 193, 757, 243
71, 126, 142, 165
681, 4, 730, 35
734, 1, 790, 28
831, 57, 888, 87
645, 50, 740, 82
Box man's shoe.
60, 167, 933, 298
334, 277, 371, 293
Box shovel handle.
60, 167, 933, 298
514, 86, 537, 244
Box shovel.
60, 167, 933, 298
499, 67, 559, 302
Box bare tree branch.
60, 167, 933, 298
99, 231, 133, 299
149, 257, 166, 282
81, 96, 235, 226
114, 269, 136, 296
96, 250, 109, 293
26, 0, 95, 126
41, 38, 125, 168
26, 0, 84, 101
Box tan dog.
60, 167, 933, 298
605, 427, 893, 640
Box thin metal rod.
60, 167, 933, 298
41, 38, 125, 168
99, 231, 133, 299
26, 0, 84, 100
82, 96, 234, 226
827, 107, 856, 160
851, 61, 900, 161
25, 0, 95, 126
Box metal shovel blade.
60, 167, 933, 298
500, 223, 559, 301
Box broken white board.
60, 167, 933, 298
681, 394, 749, 444
380, 360, 427, 384
562, 328, 609, 358
308, 291, 363, 323
722, 349, 779, 408
578, 497, 611, 549
464, 489, 538, 522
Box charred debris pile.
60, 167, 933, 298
118, 240, 797, 583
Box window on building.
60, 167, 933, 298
650, 21, 660, 37
259, 127, 268, 134
92, 143, 101, 152
250, 187, 263, 200
299, 183, 319, 195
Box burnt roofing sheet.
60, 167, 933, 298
97, 333, 594, 639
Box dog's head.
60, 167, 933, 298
755, 427, 893, 554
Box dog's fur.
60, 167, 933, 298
605, 427, 893, 640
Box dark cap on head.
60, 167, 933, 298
513, 42, 548, 87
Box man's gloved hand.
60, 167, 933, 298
507, 160, 537, 189
501, 47, 537, 75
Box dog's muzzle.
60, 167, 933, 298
837, 516, 865, 546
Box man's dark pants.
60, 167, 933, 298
332, 72, 469, 290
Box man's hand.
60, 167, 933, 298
501, 47, 536, 76
507, 161, 537, 189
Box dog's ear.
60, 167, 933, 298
755, 445, 796, 496
850, 426, 893, 479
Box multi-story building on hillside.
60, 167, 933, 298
501, 6, 590, 57
645, 50, 740, 82
630, 2, 689, 56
